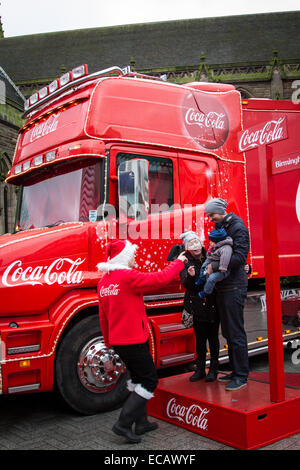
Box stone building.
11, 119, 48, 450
0, 65, 25, 234
1, 11, 299, 101
0, 11, 299, 233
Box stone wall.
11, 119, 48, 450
0, 120, 18, 234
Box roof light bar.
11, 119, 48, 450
23, 65, 137, 115
24, 64, 89, 113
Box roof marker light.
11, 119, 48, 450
30, 93, 38, 106
72, 64, 88, 80
46, 150, 56, 162
34, 155, 43, 166
23, 161, 31, 171
59, 72, 71, 87
49, 79, 59, 93
39, 87, 48, 100
15, 164, 22, 175
24, 99, 30, 111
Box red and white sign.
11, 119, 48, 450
29, 113, 60, 143
238, 116, 288, 152
166, 397, 210, 430
1, 257, 85, 287
183, 93, 229, 149
271, 152, 300, 175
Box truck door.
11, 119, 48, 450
178, 153, 220, 247
108, 146, 182, 289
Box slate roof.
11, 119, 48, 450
0, 11, 299, 83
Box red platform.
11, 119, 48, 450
147, 371, 300, 450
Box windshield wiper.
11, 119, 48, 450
45, 220, 66, 228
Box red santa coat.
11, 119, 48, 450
97, 260, 184, 346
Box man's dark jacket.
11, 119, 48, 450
214, 212, 250, 291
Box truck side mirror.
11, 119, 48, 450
118, 159, 149, 222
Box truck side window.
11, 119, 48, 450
117, 153, 174, 213
179, 159, 209, 205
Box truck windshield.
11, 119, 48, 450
17, 161, 104, 231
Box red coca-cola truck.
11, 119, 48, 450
0, 65, 299, 414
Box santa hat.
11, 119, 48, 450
97, 239, 138, 272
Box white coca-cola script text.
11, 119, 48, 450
185, 109, 226, 130
1, 257, 85, 287
99, 284, 120, 296
166, 397, 210, 430
29, 114, 59, 143
239, 117, 286, 152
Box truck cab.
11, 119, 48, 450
0, 65, 298, 413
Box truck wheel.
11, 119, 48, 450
55, 314, 129, 415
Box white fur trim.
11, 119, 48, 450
135, 384, 154, 400
97, 262, 130, 272
127, 379, 138, 392
97, 241, 138, 272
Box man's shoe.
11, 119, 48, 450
189, 368, 206, 382
205, 368, 218, 382
217, 372, 234, 383
225, 378, 247, 391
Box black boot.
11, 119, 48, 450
205, 360, 219, 382
135, 403, 158, 435
112, 392, 147, 443
189, 361, 206, 382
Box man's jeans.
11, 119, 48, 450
216, 287, 249, 381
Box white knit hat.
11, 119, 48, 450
180, 231, 201, 249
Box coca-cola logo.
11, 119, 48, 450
166, 397, 210, 430
1, 257, 85, 287
183, 92, 229, 149
29, 113, 60, 143
99, 284, 120, 297
238, 117, 288, 152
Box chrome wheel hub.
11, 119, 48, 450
77, 336, 125, 393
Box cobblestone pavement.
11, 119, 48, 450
0, 350, 299, 452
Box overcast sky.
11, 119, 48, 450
1, 0, 299, 37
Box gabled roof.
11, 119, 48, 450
0, 11, 299, 84
0, 66, 25, 107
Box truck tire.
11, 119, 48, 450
55, 314, 129, 415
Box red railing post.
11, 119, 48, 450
258, 144, 285, 402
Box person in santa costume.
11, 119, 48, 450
97, 239, 186, 443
